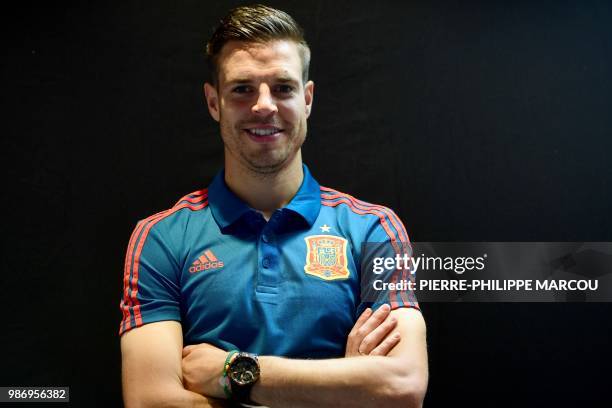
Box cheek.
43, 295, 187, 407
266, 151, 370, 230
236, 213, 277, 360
277, 101, 305, 123
219, 104, 245, 126
220, 96, 252, 114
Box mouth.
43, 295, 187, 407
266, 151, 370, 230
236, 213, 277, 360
243, 126, 284, 143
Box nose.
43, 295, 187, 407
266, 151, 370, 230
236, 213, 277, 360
252, 84, 278, 116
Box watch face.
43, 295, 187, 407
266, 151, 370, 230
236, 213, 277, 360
229, 355, 260, 385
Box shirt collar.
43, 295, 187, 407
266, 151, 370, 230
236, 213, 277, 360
284, 164, 321, 227
208, 164, 321, 233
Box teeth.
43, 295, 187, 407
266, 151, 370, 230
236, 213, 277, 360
249, 128, 279, 136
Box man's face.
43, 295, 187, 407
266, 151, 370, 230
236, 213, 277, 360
204, 40, 314, 175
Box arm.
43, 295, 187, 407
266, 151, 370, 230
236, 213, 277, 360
249, 208, 427, 406
251, 307, 428, 407
121, 321, 228, 408
120, 219, 230, 407
183, 307, 427, 407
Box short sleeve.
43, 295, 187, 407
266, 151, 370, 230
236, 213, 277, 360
119, 217, 181, 336
357, 207, 419, 316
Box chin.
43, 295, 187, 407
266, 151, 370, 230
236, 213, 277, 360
244, 156, 291, 174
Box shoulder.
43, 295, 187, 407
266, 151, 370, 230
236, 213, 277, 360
148, 189, 209, 221
319, 185, 400, 225
129, 189, 210, 241
319, 185, 410, 243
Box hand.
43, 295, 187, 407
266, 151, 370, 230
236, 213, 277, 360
345, 304, 401, 357
182, 343, 228, 399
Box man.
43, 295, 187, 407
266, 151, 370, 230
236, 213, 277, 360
119, 5, 427, 407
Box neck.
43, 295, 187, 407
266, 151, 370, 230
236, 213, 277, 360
224, 151, 304, 220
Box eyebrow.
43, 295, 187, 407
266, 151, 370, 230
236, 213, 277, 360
275, 77, 299, 83
224, 76, 300, 87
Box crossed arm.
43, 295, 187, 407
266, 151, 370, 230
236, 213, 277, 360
121, 306, 428, 407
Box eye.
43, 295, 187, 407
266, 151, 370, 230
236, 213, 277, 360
232, 85, 252, 94
273, 84, 295, 94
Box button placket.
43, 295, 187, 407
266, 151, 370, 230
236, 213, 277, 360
256, 223, 280, 292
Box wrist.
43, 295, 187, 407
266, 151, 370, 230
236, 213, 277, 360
227, 351, 260, 404
221, 350, 240, 399
250, 356, 281, 406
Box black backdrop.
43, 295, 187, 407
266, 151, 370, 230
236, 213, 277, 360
2, 1, 611, 407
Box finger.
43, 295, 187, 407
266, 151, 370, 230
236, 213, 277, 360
369, 331, 401, 356
352, 307, 373, 332
358, 314, 398, 355
183, 345, 194, 357
357, 304, 391, 340
347, 308, 372, 344
346, 305, 391, 357
345, 308, 373, 356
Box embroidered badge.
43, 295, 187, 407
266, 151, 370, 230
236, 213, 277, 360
304, 235, 350, 280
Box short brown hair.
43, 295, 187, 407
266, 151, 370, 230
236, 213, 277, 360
206, 4, 311, 85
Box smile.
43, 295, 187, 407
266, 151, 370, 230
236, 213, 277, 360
243, 126, 284, 143
245, 127, 283, 136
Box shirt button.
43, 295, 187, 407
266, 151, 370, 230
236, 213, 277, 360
262, 258, 270, 268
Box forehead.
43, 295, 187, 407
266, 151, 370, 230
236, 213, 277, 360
217, 40, 303, 83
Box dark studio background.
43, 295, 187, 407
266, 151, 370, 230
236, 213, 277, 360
2, 0, 611, 407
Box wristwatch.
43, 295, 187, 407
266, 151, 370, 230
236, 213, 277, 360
227, 351, 260, 403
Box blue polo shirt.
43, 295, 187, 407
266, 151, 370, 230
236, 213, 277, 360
119, 165, 418, 358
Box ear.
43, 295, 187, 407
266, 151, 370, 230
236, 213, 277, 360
204, 82, 220, 122
304, 80, 314, 118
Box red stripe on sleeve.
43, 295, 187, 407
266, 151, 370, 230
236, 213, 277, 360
119, 192, 208, 335
320, 187, 410, 243
174, 190, 207, 205
129, 200, 208, 327
121, 218, 151, 333
174, 190, 208, 206
321, 192, 418, 309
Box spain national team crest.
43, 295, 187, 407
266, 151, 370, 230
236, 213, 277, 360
304, 235, 350, 281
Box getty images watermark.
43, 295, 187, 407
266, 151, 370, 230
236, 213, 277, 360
361, 242, 612, 302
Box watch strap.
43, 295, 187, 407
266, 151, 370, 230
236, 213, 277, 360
231, 380, 254, 404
